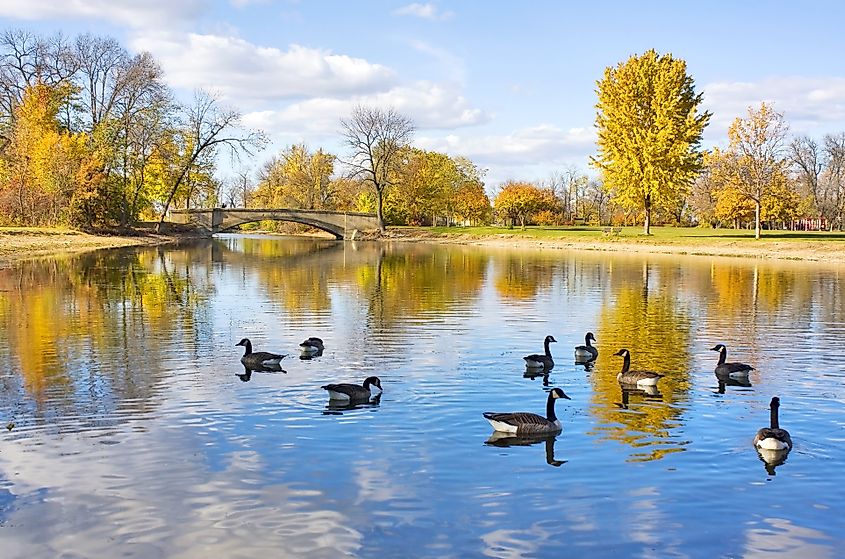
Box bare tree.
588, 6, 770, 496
825, 133, 845, 230
340, 105, 414, 232
0, 29, 77, 137
789, 135, 827, 221
157, 90, 267, 231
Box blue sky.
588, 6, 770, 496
2, 0, 845, 187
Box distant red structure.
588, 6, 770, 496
791, 217, 828, 231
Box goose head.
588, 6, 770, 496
235, 338, 250, 347
614, 348, 630, 358
585, 332, 596, 343
545, 335, 558, 344
710, 344, 726, 353
363, 376, 383, 391
549, 387, 571, 400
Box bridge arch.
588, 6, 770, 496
169, 208, 380, 239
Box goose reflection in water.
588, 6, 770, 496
322, 393, 382, 415
235, 362, 285, 382
575, 360, 595, 372
522, 370, 550, 386
757, 447, 790, 476
485, 432, 566, 467
615, 384, 663, 409
716, 371, 752, 394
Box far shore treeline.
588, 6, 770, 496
1, 30, 844, 235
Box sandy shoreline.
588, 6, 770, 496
1, 227, 844, 265
0, 227, 179, 264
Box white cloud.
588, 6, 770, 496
393, 2, 454, 21
130, 32, 397, 102
0, 0, 205, 28
407, 39, 465, 83
242, 81, 489, 138
417, 124, 595, 166
703, 76, 845, 137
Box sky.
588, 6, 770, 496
2, 0, 845, 188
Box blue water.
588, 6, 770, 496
0, 235, 843, 558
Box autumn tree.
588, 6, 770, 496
711, 103, 789, 238
823, 133, 845, 229
452, 157, 491, 225
592, 49, 711, 234
156, 90, 266, 231
494, 181, 554, 228
340, 105, 414, 232
254, 144, 335, 211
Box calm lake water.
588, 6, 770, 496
1, 235, 844, 558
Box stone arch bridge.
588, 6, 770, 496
169, 208, 380, 239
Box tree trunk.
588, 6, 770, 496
375, 187, 386, 232
755, 200, 761, 239
643, 197, 651, 235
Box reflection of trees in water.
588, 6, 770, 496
590, 261, 692, 462
0, 243, 216, 416
493, 253, 555, 300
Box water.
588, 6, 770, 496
1, 235, 844, 558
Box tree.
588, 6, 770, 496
340, 105, 414, 232
156, 90, 266, 231
592, 49, 711, 234
824, 133, 845, 230
493, 181, 552, 228
711, 103, 789, 238
452, 157, 491, 225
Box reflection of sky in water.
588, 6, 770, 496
1, 237, 844, 557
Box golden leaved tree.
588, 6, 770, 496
592, 49, 711, 234
710, 103, 790, 238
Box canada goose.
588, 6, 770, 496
614, 349, 664, 386
299, 337, 325, 355
711, 344, 754, 378
236, 338, 287, 367
483, 387, 571, 435
321, 376, 383, 402
574, 332, 598, 363
524, 335, 557, 370
753, 396, 793, 452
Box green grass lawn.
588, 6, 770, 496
415, 225, 845, 243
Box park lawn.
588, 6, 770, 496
419, 225, 845, 243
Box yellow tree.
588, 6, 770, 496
592, 49, 711, 234
713, 103, 789, 238
493, 181, 550, 228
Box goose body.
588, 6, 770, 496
299, 337, 325, 355
711, 344, 754, 378
483, 387, 571, 435
236, 338, 287, 367
614, 349, 664, 387
574, 332, 598, 363
753, 396, 793, 451
321, 376, 382, 402
524, 335, 557, 370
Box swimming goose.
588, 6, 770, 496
236, 338, 287, 367
483, 387, 571, 435
299, 337, 325, 355
711, 344, 754, 378
753, 396, 793, 452
574, 332, 598, 363
321, 376, 383, 402
524, 335, 557, 370
614, 349, 664, 387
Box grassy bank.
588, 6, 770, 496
380, 225, 845, 263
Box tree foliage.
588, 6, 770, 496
593, 49, 711, 234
